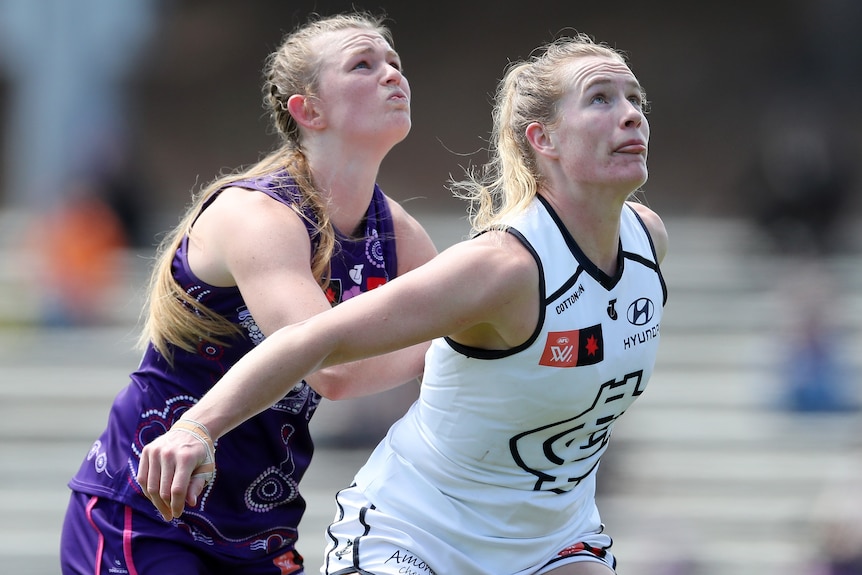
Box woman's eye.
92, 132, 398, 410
630, 93, 650, 113
591, 94, 608, 104
353, 60, 371, 70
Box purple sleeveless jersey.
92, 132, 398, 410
67, 172, 399, 561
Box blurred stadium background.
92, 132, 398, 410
0, 1, 860, 574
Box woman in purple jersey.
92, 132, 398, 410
138, 33, 668, 575
60, 11, 437, 575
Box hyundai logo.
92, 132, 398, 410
626, 298, 654, 326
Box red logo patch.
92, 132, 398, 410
367, 276, 387, 290
538, 325, 604, 367
272, 550, 303, 574
558, 541, 606, 559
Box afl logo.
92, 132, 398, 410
626, 298, 654, 326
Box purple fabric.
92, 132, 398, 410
60, 492, 305, 574
65, 172, 399, 566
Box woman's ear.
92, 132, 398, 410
525, 121, 558, 159
287, 94, 324, 129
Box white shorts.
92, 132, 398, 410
320, 484, 616, 575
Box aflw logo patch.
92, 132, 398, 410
539, 325, 604, 367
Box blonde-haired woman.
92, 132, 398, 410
139, 33, 668, 575
61, 11, 437, 575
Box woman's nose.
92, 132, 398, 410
383, 65, 403, 84
623, 106, 643, 128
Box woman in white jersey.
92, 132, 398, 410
138, 33, 668, 575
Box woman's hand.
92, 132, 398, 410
136, 419, 216, 521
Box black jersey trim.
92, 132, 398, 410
326, 486, 378, 575
626, 205, 669, 306
536, 195, 624, 290
443, 229, 545, 360
546, 268, 587, 305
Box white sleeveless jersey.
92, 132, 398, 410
353, 196, 667, 573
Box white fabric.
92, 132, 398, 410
341, 199, 665, 574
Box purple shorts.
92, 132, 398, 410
60, 491, 304, 575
